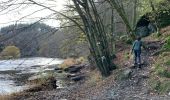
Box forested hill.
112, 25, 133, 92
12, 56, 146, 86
0, 22, 89, 58
0, 23, 65, 57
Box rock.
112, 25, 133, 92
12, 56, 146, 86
64, 64, 84, 73
28, 73, 57, 89
117, 69, 133, 80
46, 77, 57, 89
31, 65, 41, 68
136, 26, 149, 37
168, 92, 170, 96
47, 64, 58, 68
67, 68, 80, 73
28, 73, 48, 81
70, 75, 85, 81
67, 73, 77, 78
25, 85, 43, 92
152, 50, 162, 56
26, 77, 57, 92
120, 68, 132, 79
56, 70, 62, 73
141, 75, 149, 79
140, 72, 149, 79
147, 44, 160, 50
54, 67, 63, 71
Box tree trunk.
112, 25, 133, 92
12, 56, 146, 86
72, 0, 116, 76
107, 0, 136, 40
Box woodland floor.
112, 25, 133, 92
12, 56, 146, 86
12, 38, 170, 100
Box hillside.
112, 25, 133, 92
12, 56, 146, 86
4, 25, 170, 100
1, 0, 170, 100
0, 23, 88, 58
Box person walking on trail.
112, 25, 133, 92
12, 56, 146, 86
131, 37, 143, 66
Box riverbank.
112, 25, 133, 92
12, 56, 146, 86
3, 34, 170, 100
8, 38, 170, 100
3, 58, 89, 100
0, 57, 64, 95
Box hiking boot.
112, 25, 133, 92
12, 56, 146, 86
134, 63, 137, 66
132, 63, 137, 68
138, 63, 142, 68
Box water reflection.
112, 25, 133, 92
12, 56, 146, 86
0, 57, 63, 94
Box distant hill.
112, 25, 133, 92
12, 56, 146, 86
0, 23, 89, 58
0, 23, 66, 58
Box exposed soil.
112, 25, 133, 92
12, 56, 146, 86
12, 40, 170, 100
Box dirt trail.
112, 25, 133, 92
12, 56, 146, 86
99, 40, 170, 100
13, 41, 170, 100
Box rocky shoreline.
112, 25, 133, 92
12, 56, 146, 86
10, 62, 89, 100
7, 40, 170, 100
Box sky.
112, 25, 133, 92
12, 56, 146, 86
0, 0, 67, 28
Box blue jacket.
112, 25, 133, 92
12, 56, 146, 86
132, 40, 142, 51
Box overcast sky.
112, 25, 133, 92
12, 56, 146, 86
0, 0, 67, 28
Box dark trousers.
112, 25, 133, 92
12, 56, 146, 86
134, 50, 141, 64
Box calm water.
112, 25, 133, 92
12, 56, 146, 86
0, 57, 63, 94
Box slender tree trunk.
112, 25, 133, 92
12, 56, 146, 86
149, 0, 160, 34
107, 0, 136, 40
132, 0, 137, 29
72, 0, 116, 76
110, 9, 115, 56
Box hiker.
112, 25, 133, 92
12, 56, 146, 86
131, 36, 143, 66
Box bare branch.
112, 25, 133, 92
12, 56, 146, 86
27, 0, 85, 33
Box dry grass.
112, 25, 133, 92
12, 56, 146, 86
114, 47, 133, 68
160, 26, 170, 34
85, 70, 102, 86
0, 95, 11, 100
59, 58, 77, 69
59, 57, 86, 69
27, 73, 54, 85
148, 46, 170, 94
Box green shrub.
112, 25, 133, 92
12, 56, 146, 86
165, 60, 170, 65
155, 65, 166, 77
119, 35, 133, 44
149, 78, 160, 91
120, 35, 128, 41
0, 46, 20, 59
157, 9, 170, 28
154, 64, 170, 78
156, 32, 161, 37
156, 81, 170, 94
150, 44, 170, 94
126, 38, 133, 44
163, 70, 170, 78
162, 36, 170, 51
124, 51, 130, 60
149, 76, 170, 94
161, 52, 170, 57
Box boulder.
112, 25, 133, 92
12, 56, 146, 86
123, 69, 132, 78
56, 70, 62, 73
26, 77, 57, 92
67, 73, 77, 78
45, 77, 57, 89
65, 67, 80, 73
28, 73, 47, 81
54, 67, 63, 71
136, 26, 149, 37
31, 65, 41, 68
47, 64, 59, 68
118, 68, 132, 80
70, 75, 85, 81
64, 64, 84, 73
147, 43, 161, 50
25, 85, 43, 92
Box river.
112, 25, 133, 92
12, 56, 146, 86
0, 57, 63, 94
